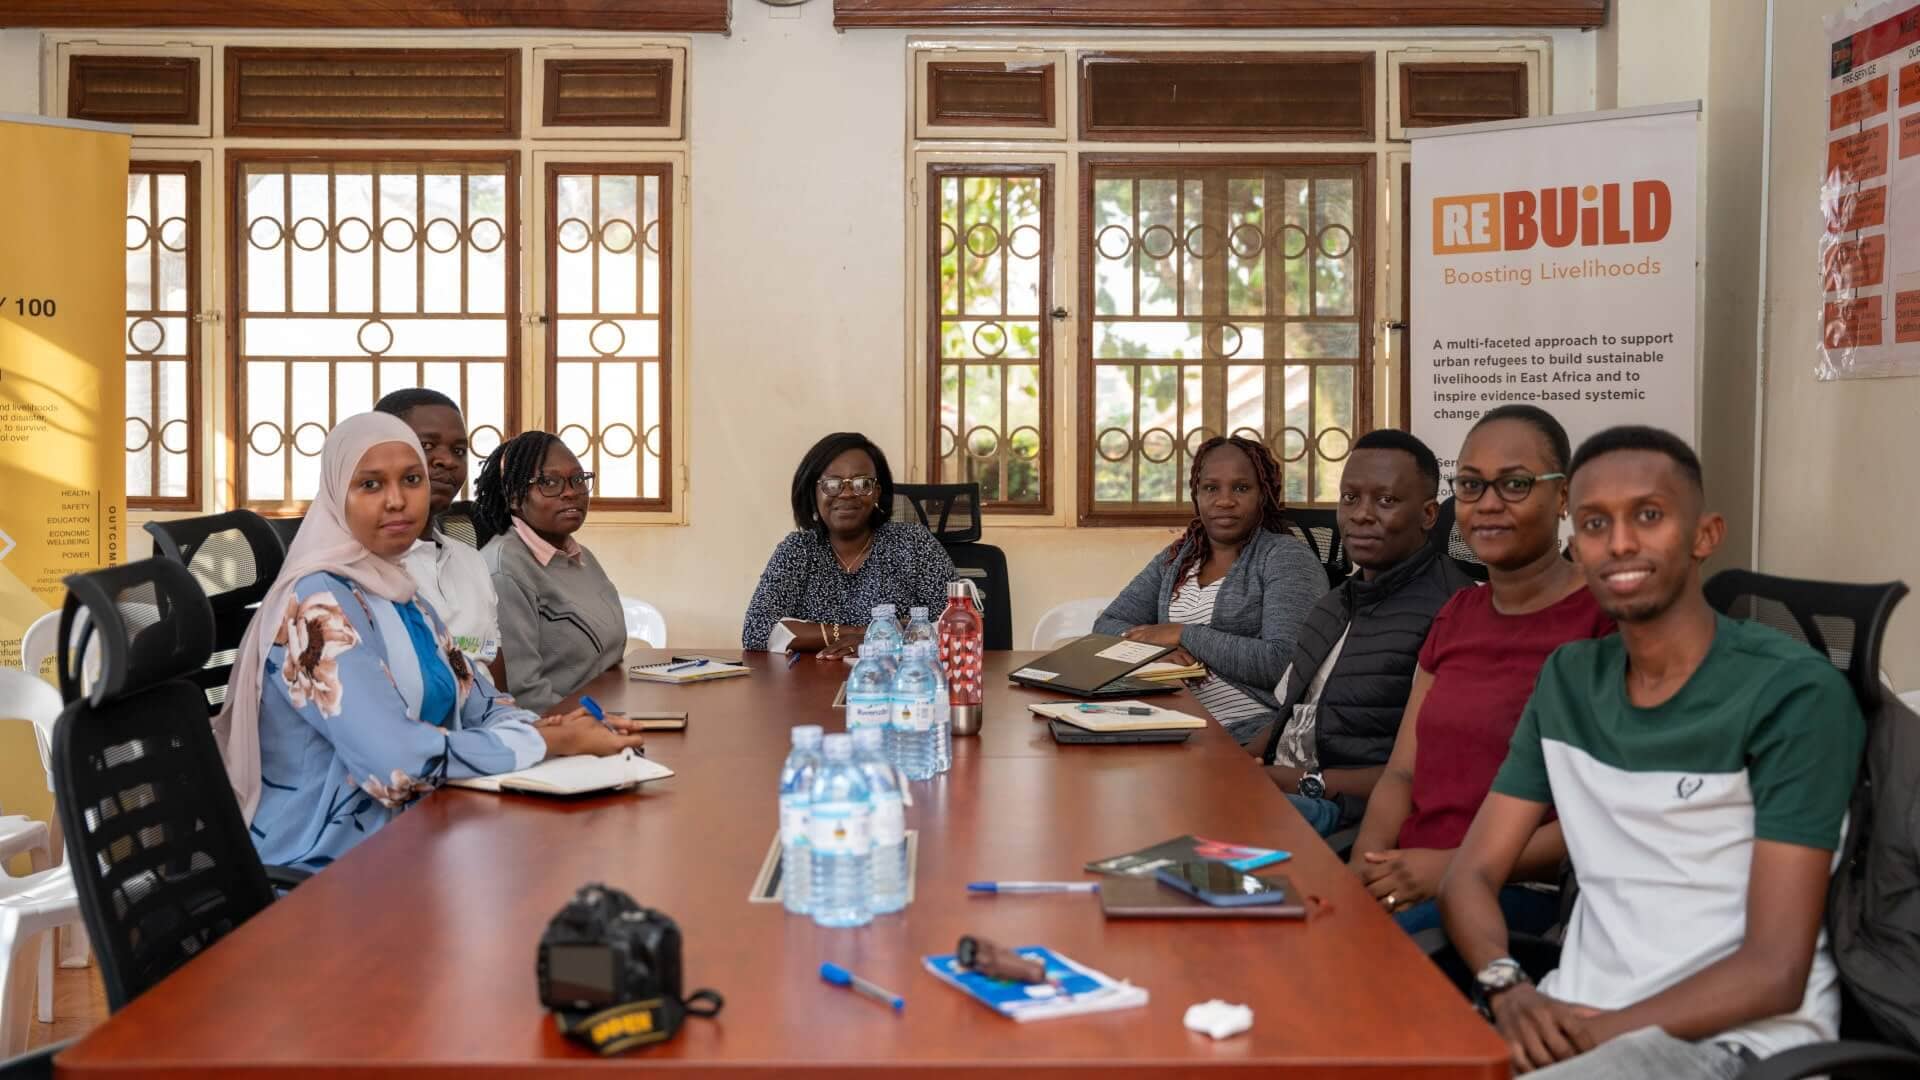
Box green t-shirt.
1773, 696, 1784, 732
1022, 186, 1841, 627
1492, 614, 1863, 1057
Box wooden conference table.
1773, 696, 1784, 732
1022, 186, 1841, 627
59, 651, 1507, 1079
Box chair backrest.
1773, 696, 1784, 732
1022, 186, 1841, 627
1703, 569, 1908, 712
52, 557, 275, 1013
436, 499, 493, 550
1428, 497, 1489, 583
266, 515, 303, 553
620, 596, 668, 649
892, 483, 983, 545
143, 510, 286, 715
1032, 598, 1111, 651
947, 542, 1013, 650
18, 610, 59, 682
1287, 509, 1350, 587
0, 668, 62, 794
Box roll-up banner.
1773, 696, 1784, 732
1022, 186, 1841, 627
1408, 102, 1700, 477
0, 114, 131, 673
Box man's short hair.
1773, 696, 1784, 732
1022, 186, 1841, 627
373, 388, 460, 422
1569, 425, 1703, 492
1350, 428, 1440, 496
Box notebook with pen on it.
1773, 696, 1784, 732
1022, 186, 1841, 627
1026, 700, 1206, 733
922, 946, 1147, 1022
628, 657, 751, 684
447, 749, 673, 796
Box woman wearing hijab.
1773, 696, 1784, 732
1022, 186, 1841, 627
218, 413, 647, 872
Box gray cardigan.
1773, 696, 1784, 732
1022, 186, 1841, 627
482, 529, 628, 714
1093, 527, 1328, 711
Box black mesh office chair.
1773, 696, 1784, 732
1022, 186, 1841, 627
892, 483, 1012, 650
1427, 497, 1489, 582
50, 558, 294, 1015
266, 515, 303, 553
436, 498, 492, 550
143, 510, 285, 715
1286, 508, 1350, 588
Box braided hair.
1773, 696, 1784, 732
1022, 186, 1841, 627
1167, 435, 1291, 598
473, 430, 562, 539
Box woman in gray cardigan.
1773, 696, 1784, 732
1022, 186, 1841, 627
1094, 435, 1328, 746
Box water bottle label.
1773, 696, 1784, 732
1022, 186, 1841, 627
847, 701, 891, 729
779, 797, 809, 846
809, 805, 871, 856
894, 700, 936, 732
871, 795, 905, 845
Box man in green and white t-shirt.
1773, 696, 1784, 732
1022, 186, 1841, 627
1438, 426, 1864, 1078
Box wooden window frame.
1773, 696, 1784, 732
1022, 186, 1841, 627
925, 161, 1057, 515
915, 49, 1069, 141
223, 148, 523, 515
223, 47, 524, 141
531, 46, 687, 141
540, 160, 678, 515
1075, 152, 1376, 528
55, 43, 213, 137
1077, 51, 1377, 143
126, 160, 203, 511
839, 0, 1607, 29
1396, 61, 1530, 130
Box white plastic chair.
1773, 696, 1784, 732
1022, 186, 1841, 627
0, 670, 88, 977
620, 596, 668, 649
0, 865, 79, 1055
1030, 597, 1113, 651
16, 612, 57, 683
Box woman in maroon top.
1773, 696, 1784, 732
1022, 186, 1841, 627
1348, 405, 1614, 935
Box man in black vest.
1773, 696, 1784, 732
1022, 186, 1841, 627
1260, 429, 1475, 836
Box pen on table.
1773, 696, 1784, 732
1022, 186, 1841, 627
1076, 704, 1153, 716
819, 963, 904, 1012
663, 658, 709, 673
966, 881, 1100, 894
579, 697, 648, 755
786, 649, 803, 669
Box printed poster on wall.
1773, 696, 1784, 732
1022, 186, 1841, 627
1408, 104, 1700, 477
0, 114, 130, 671
1822, 0, 1920, 379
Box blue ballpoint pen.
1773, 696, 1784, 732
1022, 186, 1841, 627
820, 963, 904, 1012
664, 658, 709, 673
966, 881, 1100, 894
578, 696, 646, 755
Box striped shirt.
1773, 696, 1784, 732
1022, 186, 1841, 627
1168, 569, 1268, 732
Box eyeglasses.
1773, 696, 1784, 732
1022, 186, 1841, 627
1449, 472, 1565, 504
817, 475, 879, 498
531, 472, 594, 497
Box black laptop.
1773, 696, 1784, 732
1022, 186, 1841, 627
1007, 633, 1182, 697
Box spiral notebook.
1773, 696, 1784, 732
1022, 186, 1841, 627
448, 750, 673, 795
628, 658, 751, 684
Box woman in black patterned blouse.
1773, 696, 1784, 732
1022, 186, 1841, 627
742, 432, 955, 657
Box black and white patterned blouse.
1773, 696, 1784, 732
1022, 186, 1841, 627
741, 522, 956, 651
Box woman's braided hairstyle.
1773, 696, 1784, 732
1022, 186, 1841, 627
473, 430, 563, 539
1166, 435, 1291, 598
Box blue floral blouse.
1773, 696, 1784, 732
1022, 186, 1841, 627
250, 571, 546, 871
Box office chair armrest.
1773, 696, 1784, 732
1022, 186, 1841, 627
1738, 1041, 1920, 1080
264, 865, 314, 891
0, 1040, 72, 1079
1324, 825, 1359, 860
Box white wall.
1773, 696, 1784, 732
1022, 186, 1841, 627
1760, 0, 1920, 686
0, 30, 39, 111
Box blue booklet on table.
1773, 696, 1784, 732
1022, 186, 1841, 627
922, 946, 1148, 1022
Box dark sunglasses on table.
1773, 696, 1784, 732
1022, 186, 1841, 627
817, 475, 879, 498
1448, 472, 1565, 504
531, 472, 594, 497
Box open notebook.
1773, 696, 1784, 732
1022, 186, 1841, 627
448, 749, 673, 795
629, 658, 751, 685
1027, 700, 1207, 733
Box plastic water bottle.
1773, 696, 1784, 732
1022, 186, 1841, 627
808, 733, 873, 928
930, 649, 952, 775
846, 644, 894, 734
867, 604, 904, 660
778, 725, 824, 916
890, 643, 940, 781
852, 726, 907, 914
904, 606, 936, 650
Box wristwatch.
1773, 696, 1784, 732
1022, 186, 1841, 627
1297, 770, 1327, 801
1473, 957, 1530, 1014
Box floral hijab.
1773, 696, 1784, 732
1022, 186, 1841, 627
215, 412, 427, 822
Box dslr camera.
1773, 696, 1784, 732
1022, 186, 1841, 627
537, 883, 722, 1054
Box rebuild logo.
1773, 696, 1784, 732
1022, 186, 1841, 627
1433, 181, 1673, 255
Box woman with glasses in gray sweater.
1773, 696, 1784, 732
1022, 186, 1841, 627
1094, 435, 1328, 747
476, 430, 628, 715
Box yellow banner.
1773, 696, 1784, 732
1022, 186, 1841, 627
0, 116, 130, 671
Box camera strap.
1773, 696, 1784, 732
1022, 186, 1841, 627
556, 990, 725, 1057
